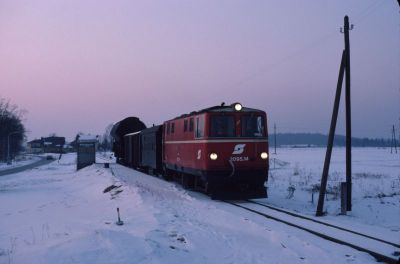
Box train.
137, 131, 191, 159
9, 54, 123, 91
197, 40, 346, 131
111, 102, 269, 199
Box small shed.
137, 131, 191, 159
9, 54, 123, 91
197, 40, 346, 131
77, 134, 98, 170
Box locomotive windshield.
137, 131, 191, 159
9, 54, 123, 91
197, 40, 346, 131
209, 115, 235, 137
241, 115, 265, 137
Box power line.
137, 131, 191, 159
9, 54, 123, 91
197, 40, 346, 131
199, 2, 395, 107
228, 31, 337, 90
352, 0, 388, 24
227, 1, 391, 91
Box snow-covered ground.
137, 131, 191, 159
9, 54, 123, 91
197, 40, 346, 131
95, 152, 116, 164
0, 149, 398, 263
266, 147, 400, 239
0, 155, 41, 171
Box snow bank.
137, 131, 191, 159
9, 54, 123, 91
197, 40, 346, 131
0, 151, 383, 263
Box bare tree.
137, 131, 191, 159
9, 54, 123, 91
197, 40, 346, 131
0, 98, 27, 162
99, 123, 114, 151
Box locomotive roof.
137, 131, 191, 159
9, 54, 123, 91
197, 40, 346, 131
170, 104, 264, 121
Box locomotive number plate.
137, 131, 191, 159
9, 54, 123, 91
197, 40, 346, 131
230, 156, 249, 162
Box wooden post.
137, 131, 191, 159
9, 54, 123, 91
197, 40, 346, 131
316, 50, 346, 216
317, 16, 353, 216
391, 125, 398, 154
395, 125, 398, 153
344, 15, 352, 212
274, 123, 277, 154
340, 182, 347, 215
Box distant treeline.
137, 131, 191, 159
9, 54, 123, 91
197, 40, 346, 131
268, 133, 392, 147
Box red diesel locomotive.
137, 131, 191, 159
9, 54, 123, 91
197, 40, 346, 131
113, 102, 269, 199
163, 102, 269, 198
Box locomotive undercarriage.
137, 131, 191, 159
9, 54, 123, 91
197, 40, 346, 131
164, 163, 268, 199
201, 169, 268, 199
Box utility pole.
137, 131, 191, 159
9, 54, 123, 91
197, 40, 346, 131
274, 123, 277, 154
344, 15, 352, 211
316, 50, 346, 216
316, 16, 353, 216
391, 125, 398, 154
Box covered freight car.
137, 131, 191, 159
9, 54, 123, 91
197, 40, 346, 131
124, 131, 141, 168
110, 117, 146, 164
124, 125, 163, 174
140, 125, 163, 174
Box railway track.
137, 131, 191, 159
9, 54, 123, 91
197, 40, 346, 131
226, 200, 400, 264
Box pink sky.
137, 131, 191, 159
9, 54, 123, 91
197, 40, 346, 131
0, 0, 399, 141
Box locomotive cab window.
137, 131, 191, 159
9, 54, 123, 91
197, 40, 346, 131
241, 115, 265, 137
189, 118, 194, 132
167, 123, 170, 134
171, 122, 175, 133
195, 116, 204, 138
184, 119, 188, 132
209, 115, 235, 137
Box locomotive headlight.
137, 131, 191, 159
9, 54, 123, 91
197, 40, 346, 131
209, 153, 218, 160
260, 152, 268, 160
234, 103, 242, 111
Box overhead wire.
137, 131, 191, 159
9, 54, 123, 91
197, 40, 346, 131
199, 1, 394, 108
352, 0, 388, 24
198, 29, 339, 108
228, 30, 338, 90
225, 0, 391, 92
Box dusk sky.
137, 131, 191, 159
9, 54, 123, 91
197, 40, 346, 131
0, 0, 399, 141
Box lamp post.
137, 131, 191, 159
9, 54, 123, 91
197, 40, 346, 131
7, 131, 21, 165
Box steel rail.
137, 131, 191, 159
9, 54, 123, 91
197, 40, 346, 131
246, 199, 400, 248
226, 201, 399, 264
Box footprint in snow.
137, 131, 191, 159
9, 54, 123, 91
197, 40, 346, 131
176, 236, 186, 243
169, 231, 177, 238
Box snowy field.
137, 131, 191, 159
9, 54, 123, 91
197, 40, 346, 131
267, 147, 400, 237
0, 149, 398, 263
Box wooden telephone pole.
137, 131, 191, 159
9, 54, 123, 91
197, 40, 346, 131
274, 123, 277, 154
316, 16, 353, 216
391, 125, 398, 154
